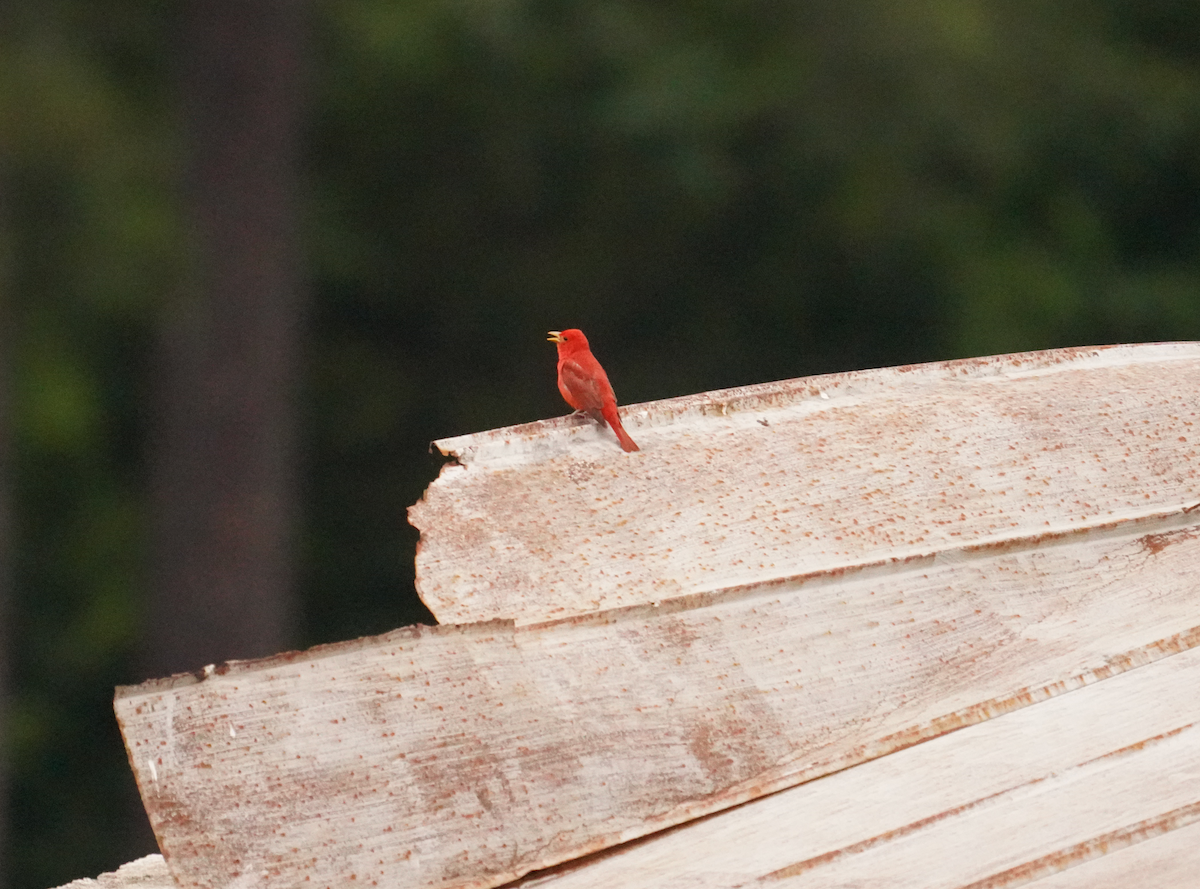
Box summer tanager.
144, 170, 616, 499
547, 329, 640, 452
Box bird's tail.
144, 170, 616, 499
601, 403, 640, 452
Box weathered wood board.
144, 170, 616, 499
115, 344, 1200, 889
55, 856, 176, 889
116, 509, 1200, 889
1032, 819, 1200, 889
412, 343, 1200, 626
516, 642, 1200, 889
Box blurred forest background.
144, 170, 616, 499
1, 0, 1200, 886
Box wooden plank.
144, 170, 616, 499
54, 855, 175, 889
116, 511, 1200, 889
1031, 818, 1200, 888
412, 343, 1200, 626
515, 643, 1200, 889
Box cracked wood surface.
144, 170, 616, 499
113, 344, 1200, 889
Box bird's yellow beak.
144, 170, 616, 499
547, 331, 565, 343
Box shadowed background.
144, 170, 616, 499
1, 1, 1199, 886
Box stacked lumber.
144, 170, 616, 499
113, 343, 1200, 889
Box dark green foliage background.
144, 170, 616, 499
3, 1, 1200, 885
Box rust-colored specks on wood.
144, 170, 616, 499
514, 646, 1200, 889
118, 521, 1200, 889
114, 344, 1200, 889
412, 343, 1200, 626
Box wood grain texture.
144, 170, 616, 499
54, 855, 175, 889
115, 345, 1200, 889
116, 513, 1200, 889
412, 343, 1200, 626
517, 643, 1200, 889
1031, 819, 1200, 889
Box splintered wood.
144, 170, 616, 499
115, 344, 1200, 889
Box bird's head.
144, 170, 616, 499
547, 329, 588, 350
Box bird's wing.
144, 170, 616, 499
559, 358, 610, 414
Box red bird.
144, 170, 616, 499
548, 329, 639, 452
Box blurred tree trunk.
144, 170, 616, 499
147, 0, 309, 678
0, 167, 12, 889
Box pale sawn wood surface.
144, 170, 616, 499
116, 511, 1200, 889
413, 343, 1200, 626
113, 344, 1200, 889
517, 642, 1200, 889
54, 856, 175, 889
